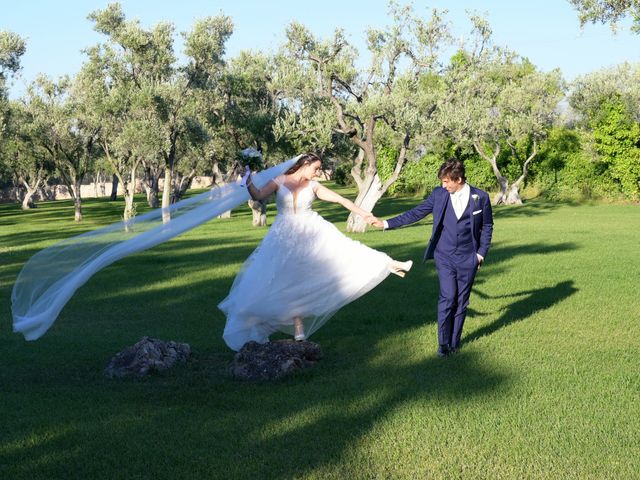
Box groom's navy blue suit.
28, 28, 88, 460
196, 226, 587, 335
386, 185, 493, 349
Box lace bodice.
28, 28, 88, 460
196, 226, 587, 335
275, 176, 318, 215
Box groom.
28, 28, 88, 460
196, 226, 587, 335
371, 159, 493, 357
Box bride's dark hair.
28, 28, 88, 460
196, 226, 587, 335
285, 152, 322, 175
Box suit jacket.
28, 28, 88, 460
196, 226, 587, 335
386, 185, 493, 261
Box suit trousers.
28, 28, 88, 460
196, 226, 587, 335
433, 251, 478, 349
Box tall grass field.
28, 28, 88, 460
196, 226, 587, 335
1, 186, 638, 479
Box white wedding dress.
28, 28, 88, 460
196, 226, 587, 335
219, 176, 394, 350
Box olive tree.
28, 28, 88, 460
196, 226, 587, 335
273, 3, 451, 232
569, 0, 640, 32
24, 75, 99, 220
78, 3, 233, 221
3, 100, 54, 209
0, 30, 27, 183
440, 16, 565, 204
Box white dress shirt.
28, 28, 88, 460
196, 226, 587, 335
450, 183, 470, 220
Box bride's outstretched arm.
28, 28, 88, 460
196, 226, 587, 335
314, 184, 373, 220
246, 174, 278, 201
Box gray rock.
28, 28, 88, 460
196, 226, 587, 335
105, 336, 191, 378
230, 340, 323, 381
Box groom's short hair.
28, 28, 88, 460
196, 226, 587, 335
438, 159, 466, 182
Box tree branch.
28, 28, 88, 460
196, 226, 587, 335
350, 148, 365, 189
332, 74, 363, 102
513, 140, 537, 188
344, 112, 365, 131
329, 95, 366, 150
381, 133, 410, 192
474, 140, 504, 181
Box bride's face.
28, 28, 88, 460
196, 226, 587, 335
301, 160, 322, 180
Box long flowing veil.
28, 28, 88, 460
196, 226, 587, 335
12, 157, 297, 341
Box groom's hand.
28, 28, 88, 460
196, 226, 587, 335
476, 254, 484, 269
369, 217, 384, 228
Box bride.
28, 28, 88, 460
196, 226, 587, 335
218, 153, 412, 350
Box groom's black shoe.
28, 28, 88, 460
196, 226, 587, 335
437, 344, 450, 358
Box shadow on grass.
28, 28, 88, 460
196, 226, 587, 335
486, 241, 579, 266
0, 212, 502, 478
0, 192, 587, 479
491, 198, 585, 219
1, 327, 506, 480
0, 252, 576, 479
466, 280, 579, 344
2, 361, 504, 478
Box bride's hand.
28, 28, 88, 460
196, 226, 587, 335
363, 214, 377, 225
241, 166, 252, 187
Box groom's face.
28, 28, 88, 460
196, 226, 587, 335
441, 176, 464, 193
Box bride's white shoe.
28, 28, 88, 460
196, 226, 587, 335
390, 260, 413, 278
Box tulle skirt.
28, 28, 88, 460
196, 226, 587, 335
218, 211, 392, 350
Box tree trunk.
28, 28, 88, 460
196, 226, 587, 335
142, 163, 160, 208
123, 191, 136, 230
172, 169, 196, 204
344, 133, 409, 233
248, 199, 267, 226
161, 128, 180, 218
346, 173, 384, 233
474, 141, 509, 205
211, 160, 223, 187
19, 173, 43, 210
216, 161, 243, 219
492, 178, 510, 205
101, 144, 138, 226
21, 195, 35, 210
161, 166, 172, 223
93, 172, 99, 198
346, 146, 376, 233
72, 180, 83, 221
94, 171, 107, 198
110, 173, 119, 201
122, 166, 139, 230
211, 160, 231, 218
20, 182, 39, 210
505, 184, 523, 205
475, 140, 538, 206
147, 186, 159, 209
501, 143, 537, 206
99, 171, 107, 197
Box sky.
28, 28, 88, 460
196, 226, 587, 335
2, 0, 639, 98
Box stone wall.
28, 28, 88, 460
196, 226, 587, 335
0, 176, 217, 204
1, 167, 333, 205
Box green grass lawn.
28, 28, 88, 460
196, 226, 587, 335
1, 188, 639, 479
